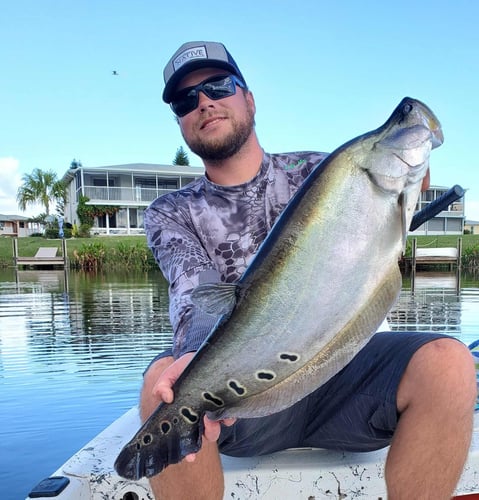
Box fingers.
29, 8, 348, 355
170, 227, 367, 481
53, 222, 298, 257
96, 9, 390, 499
151, 352, 195, 403
183, 415, 237, 463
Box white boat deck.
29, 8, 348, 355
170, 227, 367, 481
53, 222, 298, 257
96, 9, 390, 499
27, 407, 479, 499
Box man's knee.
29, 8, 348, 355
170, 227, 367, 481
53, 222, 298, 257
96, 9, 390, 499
397, 338, 476, 413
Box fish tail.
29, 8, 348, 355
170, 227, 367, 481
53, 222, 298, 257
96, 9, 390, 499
114, 402, 204, 479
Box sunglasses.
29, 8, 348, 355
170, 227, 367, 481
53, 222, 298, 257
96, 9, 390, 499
170, 74, 246, 117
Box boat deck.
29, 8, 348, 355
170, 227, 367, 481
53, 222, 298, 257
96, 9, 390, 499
26, 407, 479, 499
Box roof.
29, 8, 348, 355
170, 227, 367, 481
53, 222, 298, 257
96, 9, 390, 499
0, 214, 30, 222
61, 162, 204, 184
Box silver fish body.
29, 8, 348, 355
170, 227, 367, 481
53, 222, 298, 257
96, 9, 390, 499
115, 97, 443, 479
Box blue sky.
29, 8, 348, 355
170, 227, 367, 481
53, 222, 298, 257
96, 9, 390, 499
1, 0, 478, 219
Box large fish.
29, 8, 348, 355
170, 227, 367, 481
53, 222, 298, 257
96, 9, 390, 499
115, 97, 443, 480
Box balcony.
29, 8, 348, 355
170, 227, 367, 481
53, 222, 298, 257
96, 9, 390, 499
81, 186, 174, 204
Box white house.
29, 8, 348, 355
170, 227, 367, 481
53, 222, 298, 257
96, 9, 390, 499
412, 185, 465, 235
61, 163, 465, 237
61, 162, 204, 235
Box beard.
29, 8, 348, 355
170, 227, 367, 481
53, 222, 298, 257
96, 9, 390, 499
183, 101, 255, 162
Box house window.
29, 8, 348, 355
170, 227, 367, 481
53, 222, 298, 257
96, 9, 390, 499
158, 178, 178, 190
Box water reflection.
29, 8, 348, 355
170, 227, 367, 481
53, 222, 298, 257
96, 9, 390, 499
388, 271, 479, 346
0, 268, 174, 500
1, 268, 478, 500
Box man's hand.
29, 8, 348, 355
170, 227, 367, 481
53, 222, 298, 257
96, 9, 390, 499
151, 352, 235, 463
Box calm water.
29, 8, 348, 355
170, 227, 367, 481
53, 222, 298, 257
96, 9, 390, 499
1, 268, 479, 499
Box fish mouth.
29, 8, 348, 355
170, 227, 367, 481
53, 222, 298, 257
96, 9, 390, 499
413, 99, 444, 149
431, 125, 444, 149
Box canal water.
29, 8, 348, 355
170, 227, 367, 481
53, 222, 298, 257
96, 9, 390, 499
1, 268, 478, 499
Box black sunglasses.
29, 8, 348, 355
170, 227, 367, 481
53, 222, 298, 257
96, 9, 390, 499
170, 74, 246, 117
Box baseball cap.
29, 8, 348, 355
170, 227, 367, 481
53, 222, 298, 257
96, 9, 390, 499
162, 41, 246, 103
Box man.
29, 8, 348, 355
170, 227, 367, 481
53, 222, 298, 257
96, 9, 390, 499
142, 41, 476, 499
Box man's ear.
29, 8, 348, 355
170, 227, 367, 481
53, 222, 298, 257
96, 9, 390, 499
246, 90, 256, 115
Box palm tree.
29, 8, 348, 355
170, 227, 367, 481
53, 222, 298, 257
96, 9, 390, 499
16, 168, 66, 217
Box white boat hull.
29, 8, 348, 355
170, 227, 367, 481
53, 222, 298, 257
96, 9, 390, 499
27, 406, 479, 499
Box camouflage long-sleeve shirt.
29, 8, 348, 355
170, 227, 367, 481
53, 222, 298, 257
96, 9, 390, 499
145, 151, 328, 358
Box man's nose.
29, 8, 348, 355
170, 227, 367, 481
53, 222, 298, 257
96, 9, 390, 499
197, 90, 215, 112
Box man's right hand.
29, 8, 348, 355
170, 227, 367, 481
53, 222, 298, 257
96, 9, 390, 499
150, 352, 236, 463
151, 352, 194, 404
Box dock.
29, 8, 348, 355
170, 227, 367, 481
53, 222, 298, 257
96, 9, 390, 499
13, 238, 68, 269
411, 237, 462, 271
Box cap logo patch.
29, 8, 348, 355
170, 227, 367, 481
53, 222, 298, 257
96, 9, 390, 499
173, 45, 207, 71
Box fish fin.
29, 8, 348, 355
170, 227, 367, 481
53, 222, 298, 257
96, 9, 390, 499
114, 402, 204, 479
191, 282, 239, 315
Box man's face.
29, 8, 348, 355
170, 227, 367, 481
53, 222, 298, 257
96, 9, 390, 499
174, 68, 256, 162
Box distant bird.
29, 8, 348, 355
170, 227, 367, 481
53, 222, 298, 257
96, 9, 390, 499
112, 70, 119, 76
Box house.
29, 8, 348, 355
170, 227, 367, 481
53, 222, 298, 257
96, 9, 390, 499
61, 163, 466, 237
61, 162, 204, 235
412, 185, 465, 235
0, 214, 41, 237
464, 220, 479, 235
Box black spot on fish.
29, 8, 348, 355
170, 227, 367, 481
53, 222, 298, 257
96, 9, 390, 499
279, 352, 299, 362
228, 380, 246, 396
160, 421, 171, 434
172, 417, 179, 424
180, 407, 199, 424
203, 392, 224, 407
142, 433, 152, 445
256, 371, 276, 381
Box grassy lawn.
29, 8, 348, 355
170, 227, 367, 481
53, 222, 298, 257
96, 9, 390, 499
0, 235, 148, 266
1, 233, 478, 268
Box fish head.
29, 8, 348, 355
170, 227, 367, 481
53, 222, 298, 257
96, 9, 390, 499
358, 97, 443, 245
364, 97, 443, 193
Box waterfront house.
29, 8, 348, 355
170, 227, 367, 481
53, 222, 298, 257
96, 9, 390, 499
465, 220, 479, 235
412, 185, 465, 235
0, 214, 41, 237
61, 162, 204, 235
61, 162, 465, 237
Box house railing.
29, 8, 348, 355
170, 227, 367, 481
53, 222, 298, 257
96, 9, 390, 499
82, 186, 175, 204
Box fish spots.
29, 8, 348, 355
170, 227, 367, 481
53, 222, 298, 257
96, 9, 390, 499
142, 433, 153, 445
160, 421, 171, 434
256, 370, 276, 381
228, 379, 247, 397
279, 352, 300, 363
180, 406, 199, 424
202, 391, 224, 407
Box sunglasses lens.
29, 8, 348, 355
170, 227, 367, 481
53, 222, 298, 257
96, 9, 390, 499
171, 88, 198, 117
202, 77, 236, 100
171, 76, 242, 117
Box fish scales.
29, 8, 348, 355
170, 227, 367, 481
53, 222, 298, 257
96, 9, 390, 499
115, 97, 443, 479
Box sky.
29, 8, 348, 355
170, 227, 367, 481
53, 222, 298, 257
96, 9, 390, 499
1, 0, 478, 219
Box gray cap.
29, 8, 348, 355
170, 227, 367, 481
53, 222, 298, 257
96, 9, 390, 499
162, 41, 246, 103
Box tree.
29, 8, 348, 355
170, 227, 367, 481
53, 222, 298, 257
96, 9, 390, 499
173, 146, 190, 166
17, 168, 66, 217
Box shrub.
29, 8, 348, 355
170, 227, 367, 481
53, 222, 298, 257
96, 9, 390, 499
72, 242, 107, 270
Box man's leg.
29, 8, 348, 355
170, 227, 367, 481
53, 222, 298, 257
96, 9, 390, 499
140, 357, 224, 500
386, 338, 476, 499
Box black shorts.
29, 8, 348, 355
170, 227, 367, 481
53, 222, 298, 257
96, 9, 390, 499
217, 331, 456, 456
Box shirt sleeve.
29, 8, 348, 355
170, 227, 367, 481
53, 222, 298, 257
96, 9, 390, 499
145, 198, 221, 358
